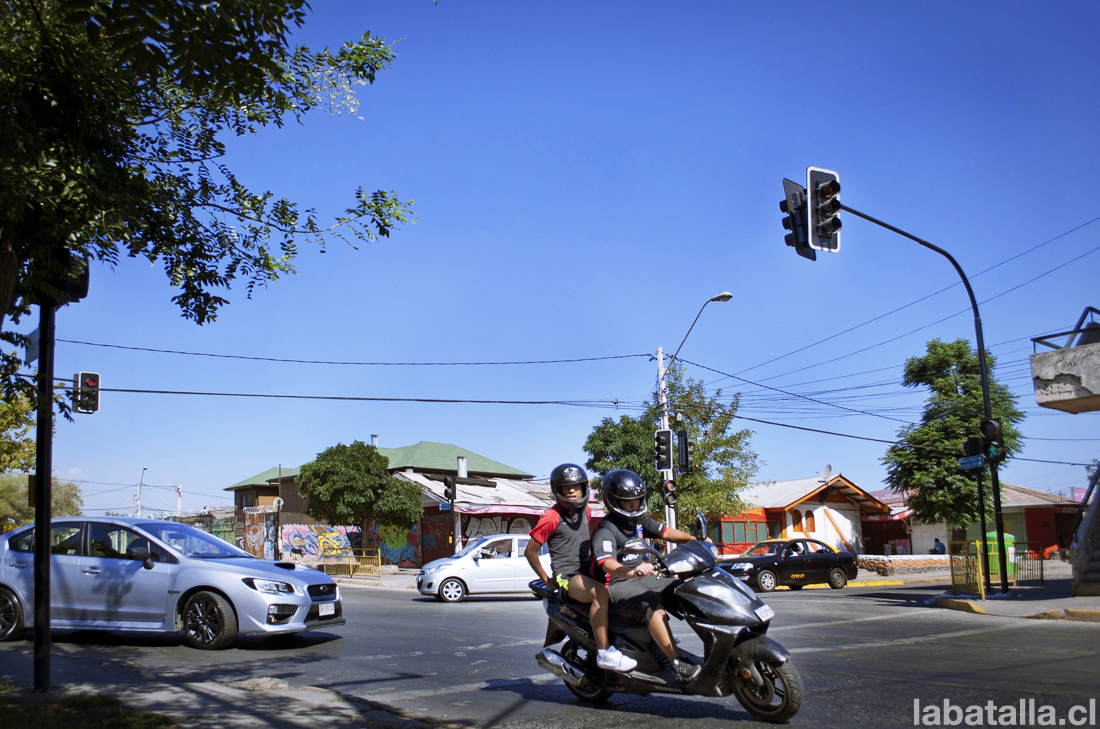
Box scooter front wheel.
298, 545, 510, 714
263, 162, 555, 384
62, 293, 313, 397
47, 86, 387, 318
561, 640, 613, 703
731, 656, 803, 723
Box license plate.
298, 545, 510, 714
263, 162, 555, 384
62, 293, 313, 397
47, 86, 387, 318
754, 604, 775, 622
319, 602, 335, 617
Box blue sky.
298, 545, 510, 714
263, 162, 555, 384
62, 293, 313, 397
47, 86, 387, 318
17, 1, 1099, 516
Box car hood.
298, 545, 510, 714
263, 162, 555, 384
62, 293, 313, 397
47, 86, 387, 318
185, 557, 332, 584
420, 556, 462, 572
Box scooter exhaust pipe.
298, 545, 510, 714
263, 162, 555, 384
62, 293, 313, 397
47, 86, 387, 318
536, 648, 587, 688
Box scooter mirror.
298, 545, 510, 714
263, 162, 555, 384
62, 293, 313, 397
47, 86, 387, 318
696, 511, 708, 540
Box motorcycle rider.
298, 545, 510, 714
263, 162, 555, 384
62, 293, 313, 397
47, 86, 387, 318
525, 463, 637, 672
591, 469, 702, 682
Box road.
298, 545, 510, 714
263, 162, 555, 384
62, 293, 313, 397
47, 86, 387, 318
5, 583, 1099, 728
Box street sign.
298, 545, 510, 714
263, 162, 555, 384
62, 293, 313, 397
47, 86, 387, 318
25, 328, 39, 365
959, 454, 985, 471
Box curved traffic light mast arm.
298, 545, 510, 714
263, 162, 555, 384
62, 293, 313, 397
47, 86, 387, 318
838, 202, 1011, 594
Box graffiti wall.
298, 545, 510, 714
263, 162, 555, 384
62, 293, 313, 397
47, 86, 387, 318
242, 506, 278, 560
360, 520, 421, 568
281, 524, 361, 563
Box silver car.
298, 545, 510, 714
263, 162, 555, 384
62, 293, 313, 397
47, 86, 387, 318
417, 533, 550, 602
0, 516, 344, 649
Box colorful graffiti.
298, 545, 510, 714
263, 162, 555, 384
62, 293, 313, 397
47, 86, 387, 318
243, 509, 278, 559
360, 520, 421, 568
465, 515, 532, 539
281, 524, 359, 560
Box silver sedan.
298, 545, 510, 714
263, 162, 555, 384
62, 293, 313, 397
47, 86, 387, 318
0, 516, 344, 649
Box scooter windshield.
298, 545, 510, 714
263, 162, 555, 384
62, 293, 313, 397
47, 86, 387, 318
664, 540, 716, 575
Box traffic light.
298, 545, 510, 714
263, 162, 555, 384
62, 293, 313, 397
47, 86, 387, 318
443, 476, 456, 504
979, 418, 1005, 463
780, 178, 815, 261
73, 371, 100, 414
654, 429, 673, 471
676, 429, 692, 474
963, 436, 983, 458
807, 167, 841, 252
663, 489, 677, 508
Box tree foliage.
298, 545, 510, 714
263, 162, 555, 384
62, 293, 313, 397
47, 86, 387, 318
1, 0, 413, 398
584, 363, 759, 520
296, 440, 423, 531
882, 339, 1025, 528
0, 394, 34, 472
0, 471, 82, 528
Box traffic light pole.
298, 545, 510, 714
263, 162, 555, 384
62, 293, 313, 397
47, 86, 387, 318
33, 303, 55, 692
656, 347, 675, 530
839, 203, 1011, 593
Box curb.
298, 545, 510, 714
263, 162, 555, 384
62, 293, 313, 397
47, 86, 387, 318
932, 597, 1100, 622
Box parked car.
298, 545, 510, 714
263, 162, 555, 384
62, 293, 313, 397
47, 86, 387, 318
417, 533, 550, 602
0, 517, 344, 649
719, 538, 858, 592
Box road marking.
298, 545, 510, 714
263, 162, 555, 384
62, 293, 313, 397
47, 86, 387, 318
788, 624, 1024, 654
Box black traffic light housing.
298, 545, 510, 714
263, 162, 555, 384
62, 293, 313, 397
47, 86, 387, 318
781, 178, 815, 261
676, 429, 692, 474
807, 167, 841, 253
73, 371, 100, 414
443, 476, 456, 504
963, 436, 983, 458
654, 429, 673, 471
979, 418, 1005, 463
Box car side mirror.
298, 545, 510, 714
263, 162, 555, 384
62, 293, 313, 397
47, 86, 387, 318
127, 546, 155, 569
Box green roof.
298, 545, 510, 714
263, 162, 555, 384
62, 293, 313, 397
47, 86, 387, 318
226, 442, 529, 491
377, 442, 531, 478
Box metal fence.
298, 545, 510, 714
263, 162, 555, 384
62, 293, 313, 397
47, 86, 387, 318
949, 541, 1045, 599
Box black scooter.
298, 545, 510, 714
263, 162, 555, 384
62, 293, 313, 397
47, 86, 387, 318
531, 517, 802, 723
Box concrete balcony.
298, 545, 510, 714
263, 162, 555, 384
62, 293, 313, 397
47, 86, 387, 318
1030, 308, 1100, 414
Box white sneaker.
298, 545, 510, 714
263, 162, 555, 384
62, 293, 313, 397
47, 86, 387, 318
596, 646, 638, 672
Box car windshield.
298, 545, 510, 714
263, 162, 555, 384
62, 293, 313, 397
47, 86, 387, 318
742, 542, 783, 557
135, 521, 252, 559
454, 537, 492, 558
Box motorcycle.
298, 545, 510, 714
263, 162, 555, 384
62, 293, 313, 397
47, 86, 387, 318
531, 515, 802, 723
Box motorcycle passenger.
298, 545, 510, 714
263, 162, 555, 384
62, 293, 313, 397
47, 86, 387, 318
525, 463, 637, 672
592, 469, 702, 682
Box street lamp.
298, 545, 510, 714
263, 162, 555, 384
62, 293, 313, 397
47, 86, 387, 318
137, 467, 147, 517
658, 291, 732, 529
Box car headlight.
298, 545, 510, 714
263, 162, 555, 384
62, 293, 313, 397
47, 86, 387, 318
420, 565, 444, 575
243, 577, 295, 594
727, 562, 753, 571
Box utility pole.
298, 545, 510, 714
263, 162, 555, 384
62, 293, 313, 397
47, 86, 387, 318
655, 347, 675, 529
137, 467, 147, 518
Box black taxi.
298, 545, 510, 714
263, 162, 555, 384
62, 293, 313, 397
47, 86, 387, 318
719, 538, 858, 592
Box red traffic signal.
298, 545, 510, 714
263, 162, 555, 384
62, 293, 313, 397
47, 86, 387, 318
73, 371, 100, 414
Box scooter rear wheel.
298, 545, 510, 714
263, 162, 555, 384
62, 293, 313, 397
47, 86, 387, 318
561, 640, 613, 703
731, 655, 803, 723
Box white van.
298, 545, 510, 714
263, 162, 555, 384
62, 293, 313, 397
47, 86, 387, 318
416, 533, 550, 602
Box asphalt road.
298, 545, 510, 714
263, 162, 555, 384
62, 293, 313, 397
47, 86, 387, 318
8, 583, 1100, 729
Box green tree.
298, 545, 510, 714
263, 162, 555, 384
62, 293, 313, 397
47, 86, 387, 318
296, 440, 423, 533
1, 0, 412, 396
584, 363, 759, 520
882, 338, 1025, 528
0, 472, 82, 528
0, 394, 34, 472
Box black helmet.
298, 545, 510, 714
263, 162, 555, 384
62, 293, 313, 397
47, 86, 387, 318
603, 469, 648, 525
550, 463, 589, 512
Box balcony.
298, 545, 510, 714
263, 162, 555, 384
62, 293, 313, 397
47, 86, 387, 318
1030, 307, 1100, 414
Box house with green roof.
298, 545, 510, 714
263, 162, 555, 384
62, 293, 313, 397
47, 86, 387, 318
225, 441, 544, 567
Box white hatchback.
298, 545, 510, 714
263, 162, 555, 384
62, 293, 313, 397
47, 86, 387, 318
417, 533, 550, 602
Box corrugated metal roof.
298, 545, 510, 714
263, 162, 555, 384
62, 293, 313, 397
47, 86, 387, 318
227, 466, 300, 490
380, 441, 532, 478
398, 472, 604, 517
999, 482, 1079, 508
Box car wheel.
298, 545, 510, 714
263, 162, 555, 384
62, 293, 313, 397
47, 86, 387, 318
756, 570, 777, 592
438, 577, 467, 603
0, 588, 24, 642
828, 567, 848, 589
183, 591, 238, 650
787, 584, 803, 590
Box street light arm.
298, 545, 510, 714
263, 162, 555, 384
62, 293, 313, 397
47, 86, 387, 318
669, 292, 732, 367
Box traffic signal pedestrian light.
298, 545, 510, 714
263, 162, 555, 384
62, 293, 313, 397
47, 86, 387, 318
807, 167, 841, 253
443, 476, 456, 504
73, 371, 100, 414
780, 178, 815, 261
676, 429, 692, 474
654, 429, 673, 471
979, 418, 1005, 463
963, 436, 983, 458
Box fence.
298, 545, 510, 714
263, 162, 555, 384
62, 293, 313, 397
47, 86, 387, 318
949, 541, 1045, 599
318, 548, 382, 579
